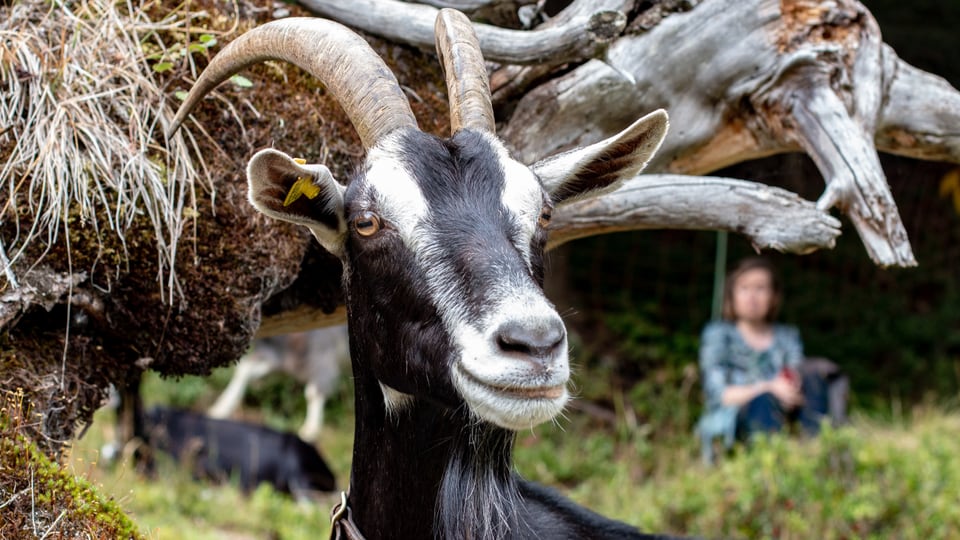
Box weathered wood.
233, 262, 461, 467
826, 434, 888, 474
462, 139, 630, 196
786, 67, 913, 266
298, 0, 628, 65
876, 45, 960, 164
497, 0, 950, 267
548, 174, 842, 254
300, 0, 960, 267
296, 0, 960, 267
0, 269, 86, 329
409, 0, 519, 10
257, 305, 347, 338
298, 0, 928, 266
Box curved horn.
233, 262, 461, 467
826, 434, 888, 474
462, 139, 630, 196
434, 9, 495, 134
167, 18, 418, 149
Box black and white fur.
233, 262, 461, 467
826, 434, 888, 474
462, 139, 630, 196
247, 121, 671, 539
175, 11, 673, 539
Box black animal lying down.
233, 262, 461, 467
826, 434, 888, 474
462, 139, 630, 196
142, 406, 336, 497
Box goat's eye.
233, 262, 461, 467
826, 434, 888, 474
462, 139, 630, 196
538, 206, 553, 228
354, 211, 382, 237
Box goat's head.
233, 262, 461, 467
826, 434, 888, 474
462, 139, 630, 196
170, 10, 668, 431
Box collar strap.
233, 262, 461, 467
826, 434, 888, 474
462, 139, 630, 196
330, 491, 367, 540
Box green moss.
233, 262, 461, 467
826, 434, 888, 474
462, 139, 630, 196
0, 391, 142, 539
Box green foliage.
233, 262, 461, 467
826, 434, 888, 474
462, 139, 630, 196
229, 74, 254, 88
145, 33, 217, 73
514, 401, 960, 539
605, 301, 700, 371
123, 459, 335, 539
144, 31, 252, 92
64, 358, 960, 539
631, 412, 960, 538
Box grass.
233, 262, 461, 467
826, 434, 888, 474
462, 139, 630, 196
0, 0, 216, 301
520, 408, 960, 539
60, 367, 960, 539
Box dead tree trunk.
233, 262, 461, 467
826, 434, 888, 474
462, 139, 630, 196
299, 0, 960, 268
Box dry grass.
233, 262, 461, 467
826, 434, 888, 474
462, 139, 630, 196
0, 0, 225, 303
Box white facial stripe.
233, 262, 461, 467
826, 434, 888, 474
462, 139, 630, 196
487, 134, 543, 264
365, 138, 455, 418
365, 138, 429, 252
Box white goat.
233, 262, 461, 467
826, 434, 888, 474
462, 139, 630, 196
208, 325, 349, 442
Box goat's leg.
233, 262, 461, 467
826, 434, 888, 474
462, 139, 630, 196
299, 381, 325, 442
208, 353, 275, 418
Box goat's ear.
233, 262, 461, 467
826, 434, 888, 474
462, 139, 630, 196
532, 109, 669, 204
247, 149, 347, 258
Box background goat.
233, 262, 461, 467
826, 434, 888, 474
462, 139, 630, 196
207, 325, 349, 442
170, 9, 674, 539
143, 405, 337, 499
100, 376, 337, 499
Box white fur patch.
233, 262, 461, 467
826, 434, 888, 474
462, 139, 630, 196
379, 382, 415, 417
487, 134, 543, 264
364, 132, 571, 431
450, 290, 570, 431
364, 136, 430, 253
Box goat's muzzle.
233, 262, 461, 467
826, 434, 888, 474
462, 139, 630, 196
452, 311, 570, 431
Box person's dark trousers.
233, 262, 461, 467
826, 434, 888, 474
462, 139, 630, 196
795, 371, 829, 434
735, 372, 830, 441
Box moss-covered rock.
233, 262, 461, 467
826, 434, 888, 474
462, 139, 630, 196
0, 390, 142, 538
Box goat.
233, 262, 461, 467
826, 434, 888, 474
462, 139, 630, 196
169, 8, 672, 539
143, 405, 337, 498
207, 325, 349, 442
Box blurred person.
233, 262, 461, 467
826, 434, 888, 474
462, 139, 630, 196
696, 257, 833, 463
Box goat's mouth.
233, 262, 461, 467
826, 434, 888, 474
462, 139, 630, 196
458, 367, 565, 400
452, 363, 569, 430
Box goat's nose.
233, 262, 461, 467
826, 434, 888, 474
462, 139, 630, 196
495, 318, 566, 362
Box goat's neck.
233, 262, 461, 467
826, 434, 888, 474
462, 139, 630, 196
348, 365, 521, 540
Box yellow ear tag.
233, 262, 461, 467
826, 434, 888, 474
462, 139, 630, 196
283, 158, 322, 206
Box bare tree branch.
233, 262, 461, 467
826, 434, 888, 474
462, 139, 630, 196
406, 0, 516, 10
258, 305, 347, 338
548, 174, 842, 254
0, 269, 87, 330
876, 46, 960, 163
497, 0, 951, 266
297, 0, 629, 65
